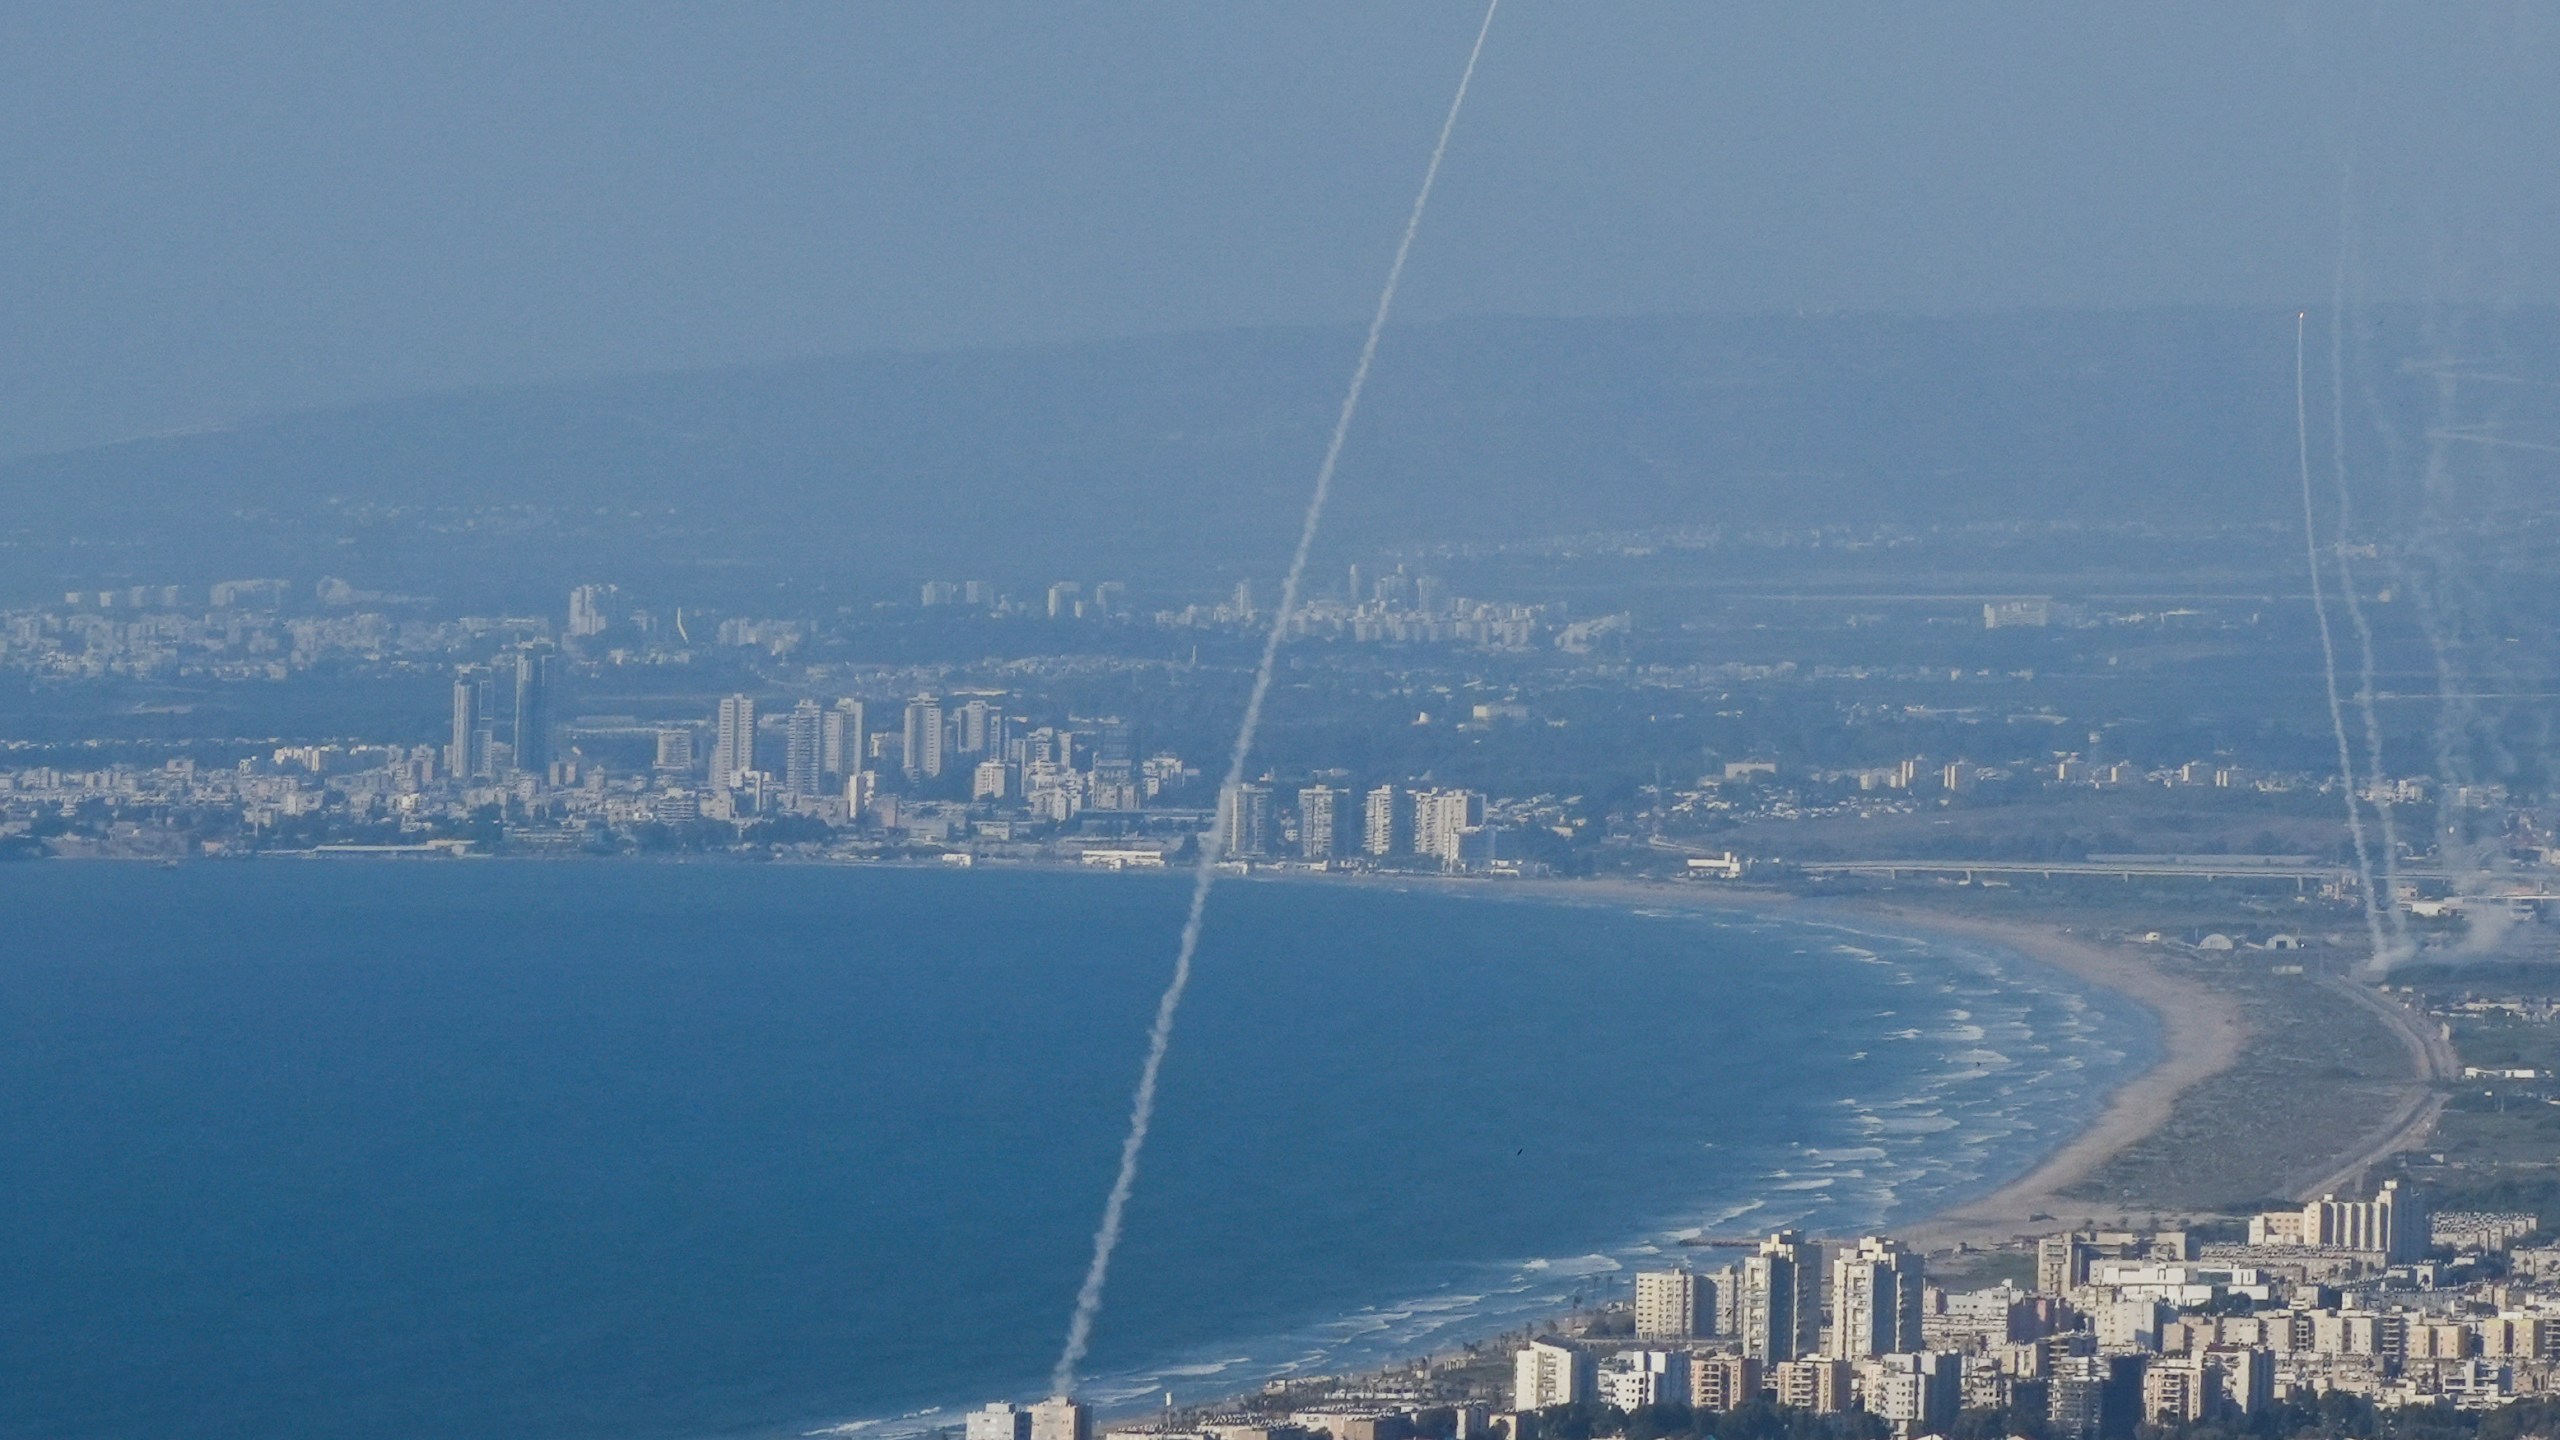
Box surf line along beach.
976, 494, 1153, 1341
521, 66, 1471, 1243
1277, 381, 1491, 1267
1297, 871, 2259, 1247
1870, 907, 2250, 1248
1027, 868, 2282, 1428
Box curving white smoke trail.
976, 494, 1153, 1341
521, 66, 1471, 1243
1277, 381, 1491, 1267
2296, 311, 2392, 964
2324, 246, 2412, 961
1049, 0, 1502, 1398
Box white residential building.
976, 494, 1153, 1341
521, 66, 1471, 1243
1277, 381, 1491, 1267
713, 694, 756, 789
1832, 1236, 1926, 1359
1597, 1349, 1690, 1410
1739, 1231, 1824, 1362
1298, 785, 1341, 860
1028, 1399, 1090, 1440
1362, 784, 1400, 856
1412, 787, 1483, 868
968, 1404, 1031, 1440
1636, 1268, 1714, 1340
1513, 1339, 1592, 1410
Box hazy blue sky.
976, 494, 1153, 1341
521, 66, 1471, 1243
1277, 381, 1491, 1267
3, 2, 2556, 458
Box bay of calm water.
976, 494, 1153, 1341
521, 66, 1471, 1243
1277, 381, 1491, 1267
0, 863, 2152, 1440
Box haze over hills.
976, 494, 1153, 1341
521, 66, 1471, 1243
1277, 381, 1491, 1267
5, 305, 2542, 605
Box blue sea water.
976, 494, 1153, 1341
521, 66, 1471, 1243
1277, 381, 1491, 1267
0, 863, 2153, 1440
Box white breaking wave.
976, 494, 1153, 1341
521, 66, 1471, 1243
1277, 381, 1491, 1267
1521, 1253, 1624, 1278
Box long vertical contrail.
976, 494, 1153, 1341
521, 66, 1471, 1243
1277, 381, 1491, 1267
2324, 261, 2411, 960
1049, 0, 1501, 1398
2296, 311, 2391, 963
2322, 162, 2411, 956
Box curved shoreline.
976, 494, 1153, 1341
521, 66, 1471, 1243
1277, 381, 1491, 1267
1856, 907, 2250, 1247
1026, 875, 2183, 1426
0, 859, 2337, 1440
1259, 873, 2252, 1249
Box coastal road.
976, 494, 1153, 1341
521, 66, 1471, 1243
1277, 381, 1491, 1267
1793, 857, 2356, 883
2292, 975, 2459, 1201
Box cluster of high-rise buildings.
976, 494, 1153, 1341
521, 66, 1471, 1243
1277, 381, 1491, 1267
1146, 565, 1562, 653
0, 643, 1552, 857
1477, 1184, 2560, 1440
446, 647, 557, 783
2244, 1181, 2430, 1258
634, 685, 1521, 866
0, 585, 444, 682
1212, 782, 1499, 871
698, 694, 869, 798
912, 578, 1127, 620
1514, 1234, 1948, 1432
967, 1398, 1093, 1440
633, 691, 1199, 836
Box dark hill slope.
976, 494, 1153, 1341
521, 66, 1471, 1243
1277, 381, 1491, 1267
9, 306, 2527, 596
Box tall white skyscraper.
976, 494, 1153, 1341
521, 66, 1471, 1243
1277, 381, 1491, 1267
1830, 1235, 1925, 1359
1412, 788, 1483, 868
822, 698, 865, 780
1363, 784, 1401, 856
903, 696, 944, 779
1219, 782, 1274, 857
1297, 785, 1340, 859
448, 672, 481, 780
567, 584, 613, 638
1739, 1231, 1824, 1363
784, 699, 824, 796
714, 694, 756, 789
511, 648, 553, 776
1635, 1268, 1714, 1340
957, 698, 995, 755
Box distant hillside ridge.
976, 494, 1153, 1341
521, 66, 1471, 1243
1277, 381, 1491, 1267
4, 306, 2545, 592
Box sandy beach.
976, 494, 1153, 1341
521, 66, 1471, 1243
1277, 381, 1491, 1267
1087, 866, 2281, 1423
1862, 908, 2252, 1249
1566, 884, 2248, 1246
1294, 871, 2259, 1250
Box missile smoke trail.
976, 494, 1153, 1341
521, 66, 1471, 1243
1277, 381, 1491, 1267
2324, 246, 2412, 959
2330, 195, 2514, 960
2425, 429, 2560, 455
2296, 311, 2393, 964
2406, 326, 2549, 959
1049, 0, 1501, 1398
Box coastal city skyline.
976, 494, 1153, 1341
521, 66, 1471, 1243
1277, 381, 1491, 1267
8, 340, 2560, 1437
8, 6, 2560, 1440
11, 562, 2554, 925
